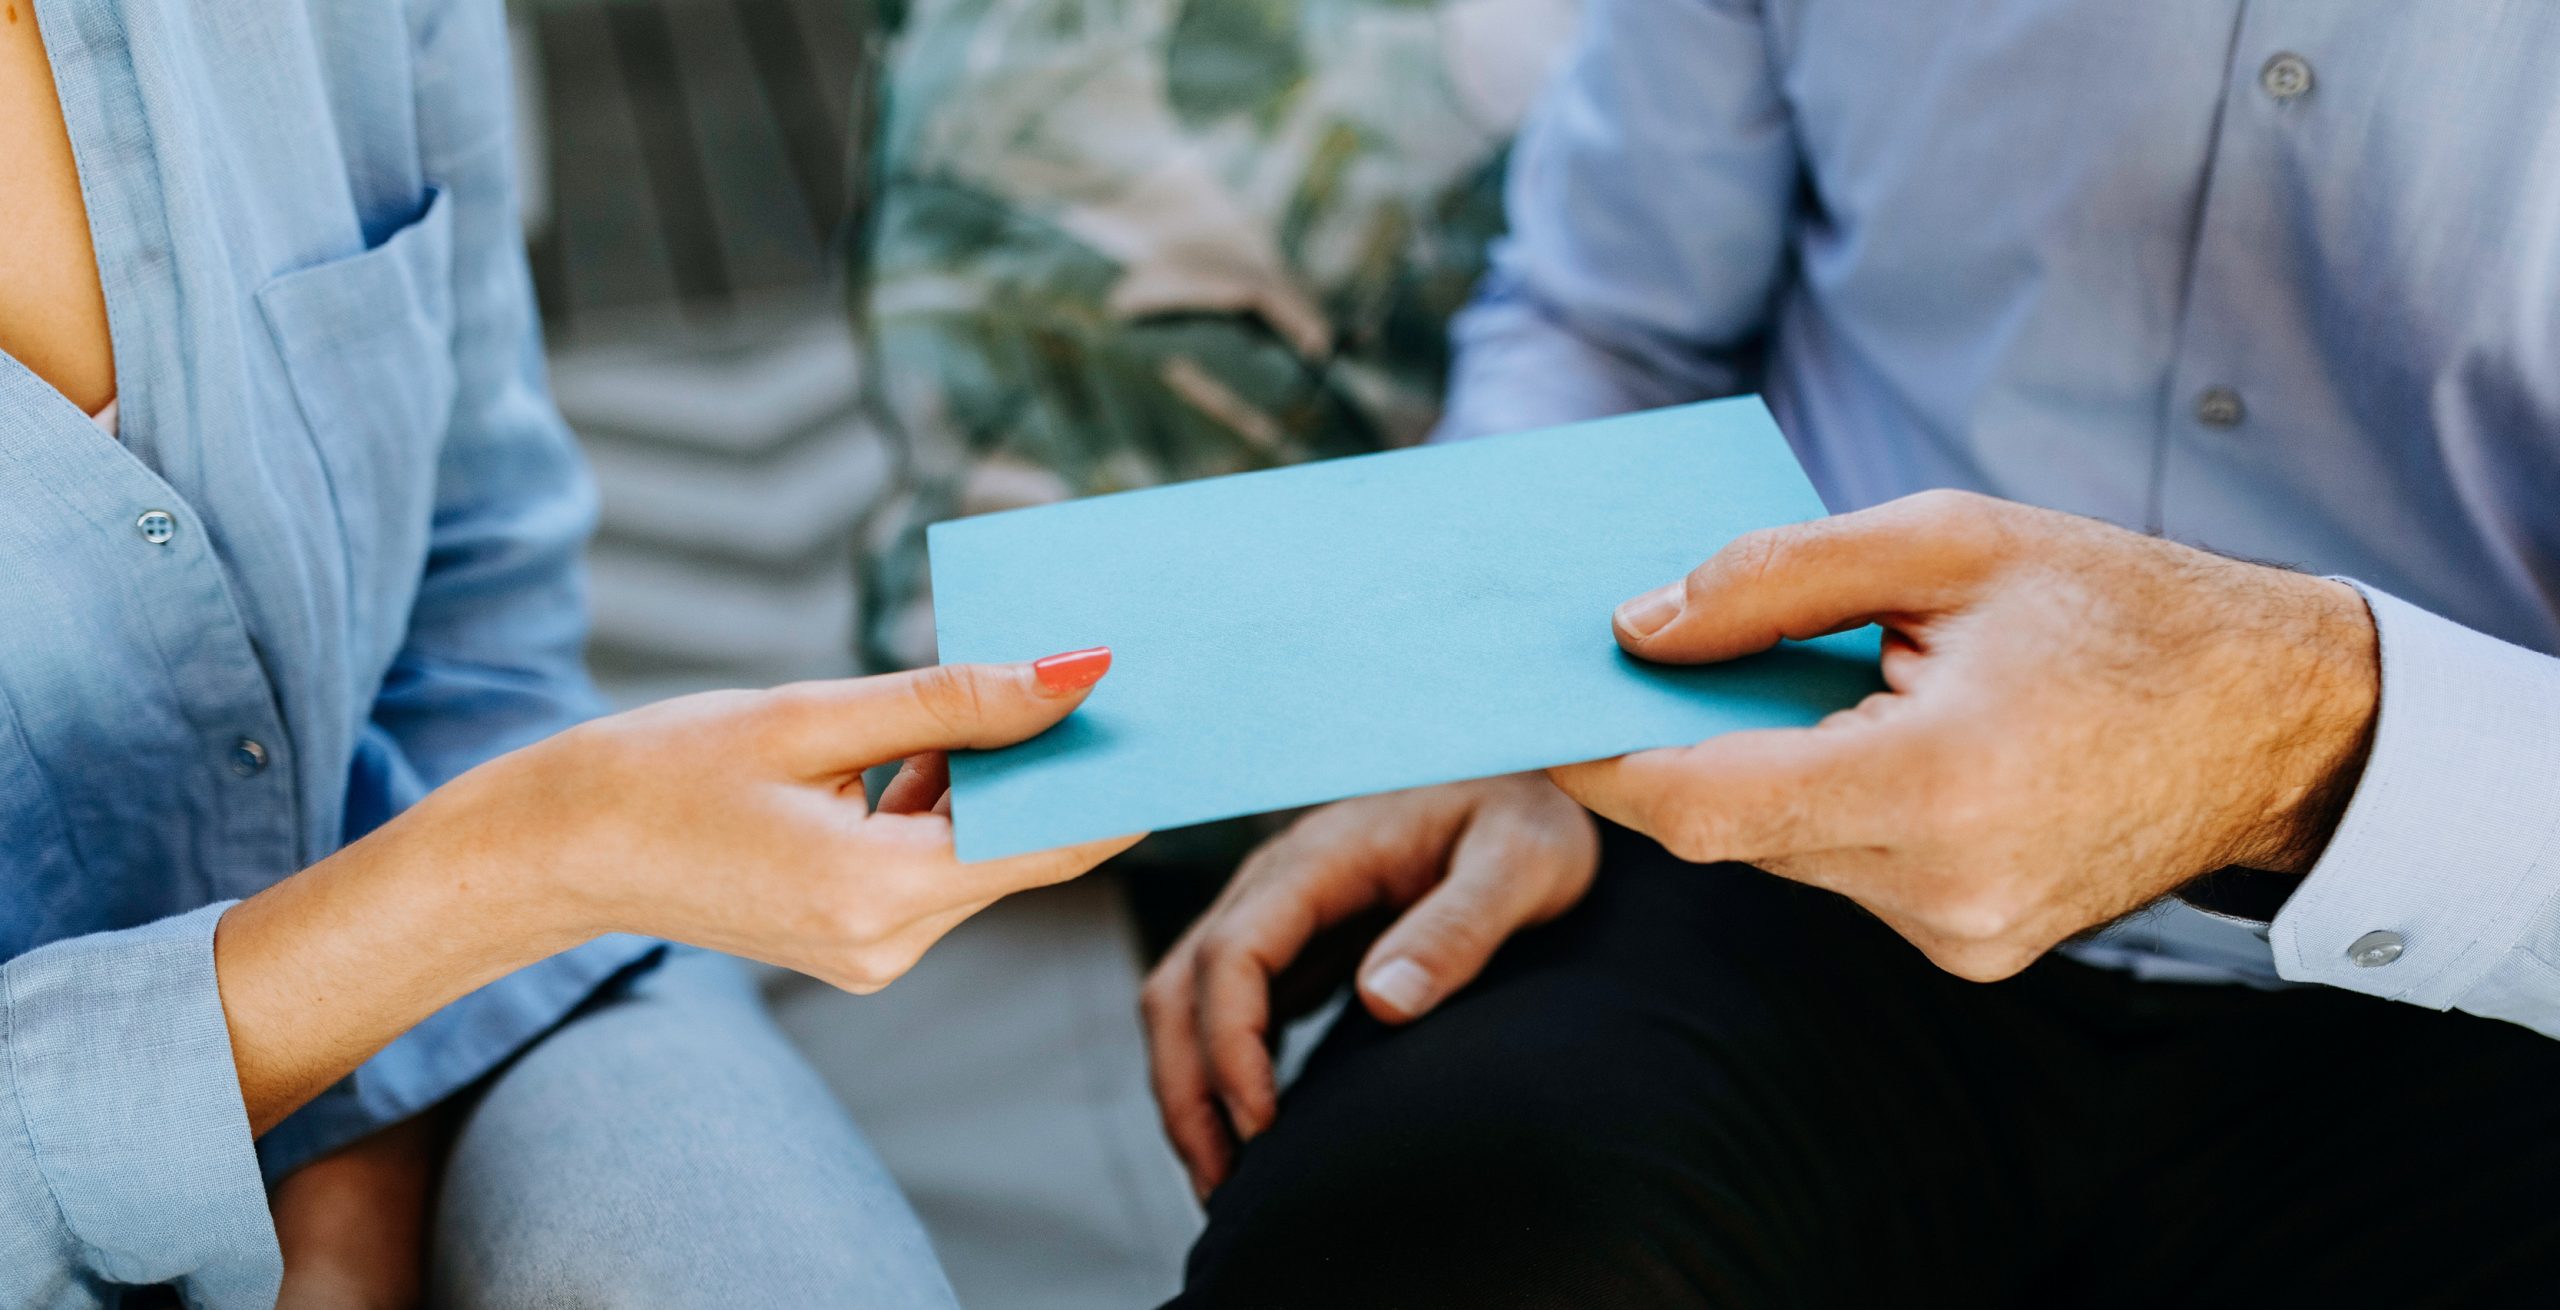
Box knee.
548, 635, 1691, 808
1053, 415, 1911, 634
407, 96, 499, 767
430, 953, 957, 1310
1175, 1015, 1729, 1308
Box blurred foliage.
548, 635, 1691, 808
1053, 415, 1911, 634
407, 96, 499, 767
850, 0, 1578, 675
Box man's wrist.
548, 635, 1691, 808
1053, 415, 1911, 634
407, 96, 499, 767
2244, 576, 2381, 875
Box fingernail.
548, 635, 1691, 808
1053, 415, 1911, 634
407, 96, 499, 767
1614, 586, 1682, 640
1033, 646, 1112, 695
1363, 957, 1437, 1018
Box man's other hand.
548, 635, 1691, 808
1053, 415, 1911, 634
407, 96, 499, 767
1141, 777, 1597, 1197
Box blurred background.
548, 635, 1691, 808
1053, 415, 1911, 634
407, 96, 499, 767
514, 0, 879, 700
504, 0, 1576, 1302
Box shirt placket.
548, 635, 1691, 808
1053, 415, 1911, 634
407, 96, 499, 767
34, 0, 305, 895
2148, 0, 2332, 543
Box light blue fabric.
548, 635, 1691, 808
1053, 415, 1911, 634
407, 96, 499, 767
1, 1, 657, 1305
432, 950, 959, 1310
1443, 0, 2560, 1031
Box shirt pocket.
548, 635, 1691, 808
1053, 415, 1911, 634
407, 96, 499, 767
255, 186, 458, 651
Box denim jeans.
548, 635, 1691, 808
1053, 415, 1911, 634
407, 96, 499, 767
430, 949, 957, 1308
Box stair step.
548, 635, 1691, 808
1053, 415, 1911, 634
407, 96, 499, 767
585, 416, 893, 563
585, 542, 858, 672
551, 321, 862, 456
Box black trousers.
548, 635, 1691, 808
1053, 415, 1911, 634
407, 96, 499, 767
1169, 826, 2560, 1309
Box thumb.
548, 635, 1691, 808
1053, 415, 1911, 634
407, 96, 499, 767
763, 647, 1113, 777
1611, 491, 1996, 665
1355, 808, 1591, 1023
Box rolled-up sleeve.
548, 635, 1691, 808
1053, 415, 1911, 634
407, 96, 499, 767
2270, 586, 2560, 1037
1434, 0, 1798, 443
1, 905, 279, 1309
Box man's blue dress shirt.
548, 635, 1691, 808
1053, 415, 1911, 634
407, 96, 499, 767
0, 2, 655, 1304
1442, 1, 2560, 1022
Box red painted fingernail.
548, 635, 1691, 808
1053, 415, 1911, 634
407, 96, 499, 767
1033, 646, 1112, 695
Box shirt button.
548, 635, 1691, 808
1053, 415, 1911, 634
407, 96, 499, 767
2260, 52, 2315, 101
135, 509, 177, 545
230, 738, 270, 777
2195, 386, 2246, 429
2346, 930, 2405, 968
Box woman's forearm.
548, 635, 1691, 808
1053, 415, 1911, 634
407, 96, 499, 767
209, 655, 1128, 1134
213, 794, 586, 1133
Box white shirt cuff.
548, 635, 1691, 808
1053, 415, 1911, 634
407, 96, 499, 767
2269, 585, 2560, 1032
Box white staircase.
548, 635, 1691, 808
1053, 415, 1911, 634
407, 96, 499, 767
551, 307, 888, 702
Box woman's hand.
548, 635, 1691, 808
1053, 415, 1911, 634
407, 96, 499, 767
434, 647, 1134, 992
1141, 776, 1597, 1196
217, 650, 1140, 1133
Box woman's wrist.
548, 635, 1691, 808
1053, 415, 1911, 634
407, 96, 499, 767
214, 780, 596, 1132
387, 756, 606, 958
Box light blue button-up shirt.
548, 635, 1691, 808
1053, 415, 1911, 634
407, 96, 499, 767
0, 2, 655, 1305
1442, 1, 2560, 1024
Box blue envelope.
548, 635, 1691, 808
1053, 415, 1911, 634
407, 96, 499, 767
929, 397, 1882, 861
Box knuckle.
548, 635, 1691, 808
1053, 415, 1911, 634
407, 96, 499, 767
1285, 799, 1373, 850
1900, 488, 2001, 534
1918, 786, 1994, 847
752, 681, 822, 716
1530, 809, 1601, 862
1192, 921, 1247, 966
832, 959, 894, 993
836, 943, 920, 993
1919, 879, 2029, 945
1901, 487, 1979, 520
1659, 823, 1719, 865
1506, 826, 1577, 874
1138, 970, 1182, 1022
1706, 527, 1788, 596
1898, 489, 2012, 562
739, 684, 820, 752
825, 897, 894, 947
1410, 912, 1491, 964
1655, 803, 1725, 864
905, 665, 991, 741
1904, 735, 1996, 838
1930, 939, 2033, 984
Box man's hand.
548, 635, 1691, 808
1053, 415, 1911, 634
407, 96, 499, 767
1550, 490, 2379, 984
1141, 777, 1597, 1197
